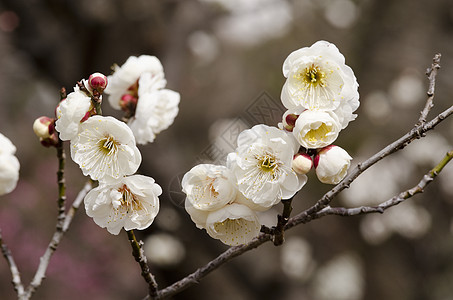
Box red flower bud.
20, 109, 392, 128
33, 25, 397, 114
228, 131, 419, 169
88, 72, 108, 91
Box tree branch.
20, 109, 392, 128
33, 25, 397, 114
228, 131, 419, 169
127, 230, 159, 299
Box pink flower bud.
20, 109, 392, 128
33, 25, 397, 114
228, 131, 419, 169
292, 152, 313, 175
314, 145, 352, 184
33, 116, 54, 139
88, 72, 108, 91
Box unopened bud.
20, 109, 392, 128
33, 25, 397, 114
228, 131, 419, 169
292, 152, 313, 174
40, 132, 59, 148
282, 110, 299, 132
33, 116, 54, 139
314, 145, 352, 184
88, 72, 108, 91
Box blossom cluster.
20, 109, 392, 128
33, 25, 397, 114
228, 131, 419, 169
105, 55, 180, 145
183, 125, 307, 246
182, 41, 359, 246
280, 40, 358, 184
0, 133, 20, 196
35, 55, 180, 235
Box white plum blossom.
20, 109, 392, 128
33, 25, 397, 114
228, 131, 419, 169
128, 81, 180, 144
105, 55, 166, 110
281, 40, 359, 111
293, 109, 341, 149
84, 175, 161, 235
182, 164, 237, 211
314, 145, 352, 184
55, 82, 93, 141
205, 203, 261, 246
0, 133, 20, 196
71, 115, 141, 182
228, 124, 307, 209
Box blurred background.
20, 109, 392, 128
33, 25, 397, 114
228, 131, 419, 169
1, 0, 453, 299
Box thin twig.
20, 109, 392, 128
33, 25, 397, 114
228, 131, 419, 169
418, 53, 441, 125
315, 150, 453, 218
285, 103, 453, 230
63, 181, 92, 232
25, 143, 67, 297
0, 230, 25, 296
24, 180, 92, 298
127, 230, 159, 299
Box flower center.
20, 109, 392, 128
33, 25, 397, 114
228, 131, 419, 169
306, 123, 331, 142
118, 185, 144, 213
297, 64, 326, 87
98, 135, 119, 156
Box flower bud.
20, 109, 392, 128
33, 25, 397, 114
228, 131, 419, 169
88, 72, 108, 91
33, 116, 54, 139
40, 132, 59, 148
314, 145, 352, 184
292, 152, 313, 175
282, 110, 299, 132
